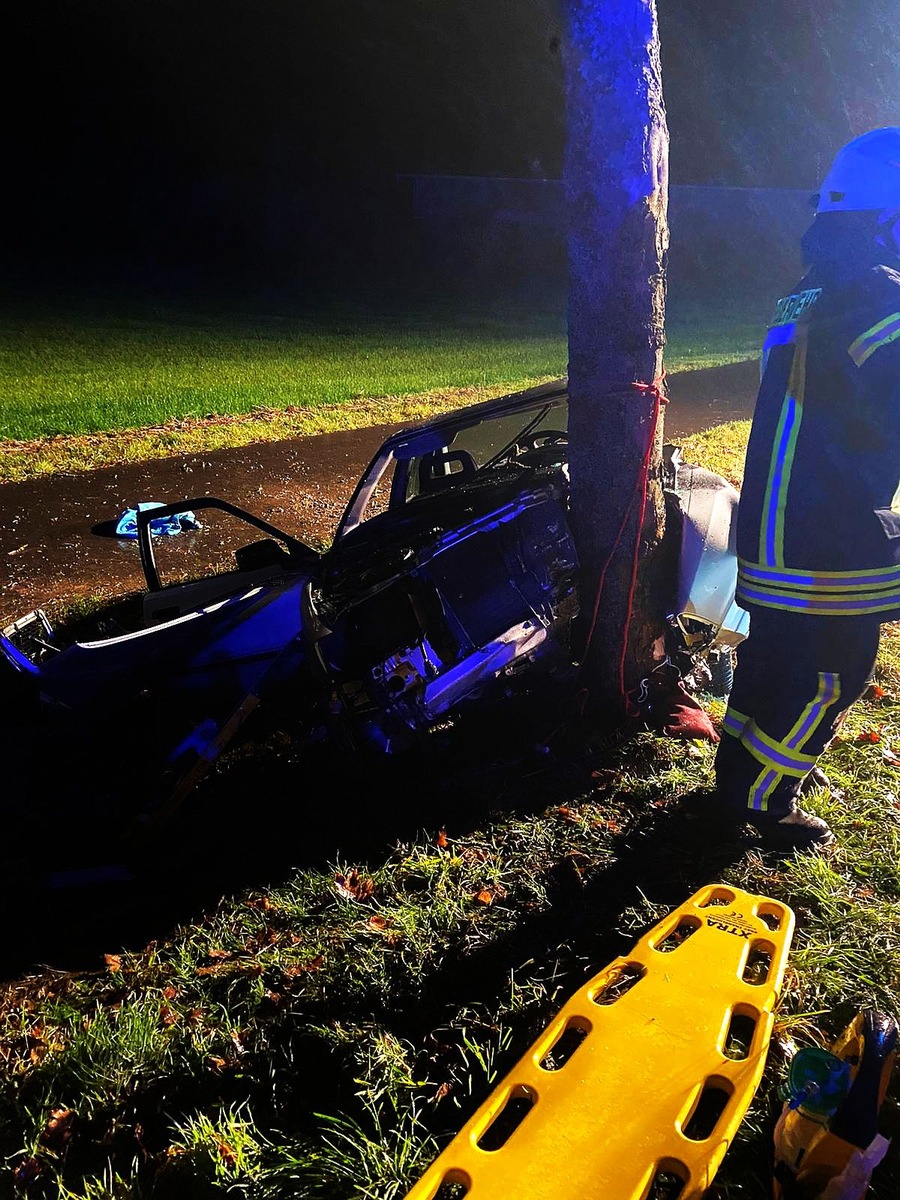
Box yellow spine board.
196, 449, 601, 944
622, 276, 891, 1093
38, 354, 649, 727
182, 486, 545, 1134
405, 884, 795, 1200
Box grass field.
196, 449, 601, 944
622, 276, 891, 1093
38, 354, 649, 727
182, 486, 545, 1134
0, 295, 765, 482
0, 297, 762, 441
0, 303, 564, 442
1, 424, 898, 1199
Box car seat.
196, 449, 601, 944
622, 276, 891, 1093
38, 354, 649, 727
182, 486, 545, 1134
417, 449, 477, 494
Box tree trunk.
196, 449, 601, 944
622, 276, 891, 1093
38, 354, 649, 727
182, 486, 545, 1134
563, 0, 670, 717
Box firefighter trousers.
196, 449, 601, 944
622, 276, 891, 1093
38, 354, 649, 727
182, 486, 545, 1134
715, 610, 881, 816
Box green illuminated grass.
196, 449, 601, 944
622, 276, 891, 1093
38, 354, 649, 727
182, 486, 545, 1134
0, 295, 763, 481
679, 418, 753, 488
0, 304, 565, 441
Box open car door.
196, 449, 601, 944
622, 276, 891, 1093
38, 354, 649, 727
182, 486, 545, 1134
0, 499, 321, 846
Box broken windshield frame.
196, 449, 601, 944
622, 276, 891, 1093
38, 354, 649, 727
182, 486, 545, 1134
335, 384, 569, 539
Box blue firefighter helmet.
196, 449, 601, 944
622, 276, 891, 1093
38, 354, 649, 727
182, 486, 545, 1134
816, 127, 900, 215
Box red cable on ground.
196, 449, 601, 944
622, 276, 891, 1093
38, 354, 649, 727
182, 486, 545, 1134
579, 376, 667, 713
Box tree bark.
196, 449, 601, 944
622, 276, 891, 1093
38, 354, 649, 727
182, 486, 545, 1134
563, 0, 669, 717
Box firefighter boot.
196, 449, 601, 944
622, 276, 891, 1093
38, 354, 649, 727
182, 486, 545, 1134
799, 765, 832, 794
747, 800, 835, 850
683, 789, 835, 851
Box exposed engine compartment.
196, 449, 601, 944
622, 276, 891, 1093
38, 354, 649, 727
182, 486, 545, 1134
309, 480, 578, 752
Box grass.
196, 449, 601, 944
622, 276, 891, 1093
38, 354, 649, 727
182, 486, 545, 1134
1, 417, 899, 1198
0, 302, 568, 441
679, 419, 753, 489
3, 668, 900, 1198
0, 295, 763, 482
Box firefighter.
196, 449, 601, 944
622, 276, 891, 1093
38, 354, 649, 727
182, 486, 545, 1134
715, 127, 900, 848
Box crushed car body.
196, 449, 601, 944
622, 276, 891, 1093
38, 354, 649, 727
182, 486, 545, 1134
0, 381, 745, 841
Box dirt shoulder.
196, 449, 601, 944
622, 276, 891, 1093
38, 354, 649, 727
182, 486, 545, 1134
0, 360, 758, 623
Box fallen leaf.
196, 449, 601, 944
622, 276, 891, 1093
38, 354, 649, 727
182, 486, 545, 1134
161, 985, 178, 1001
207, 1055, 228, 1072
475, 889, 495, 905
460, 845, 490, 863
104, 954, 122, 973
207, 948, 232, 960
14, 1157, 45, 1185
334, 869, 375, 902
436, 829, 448, 848
230, 1028, 254, 1056
159, 1005, 179, 1027
434, 1082, 451, 1101
284, 954, 324, 976
218, 1140, 237, 1168
246, 895, 272, 911
864, 682, 887, 700
883, 748, 900, 768
556, 805, 579, 822
40, 1108, 75, 1153
367, 915, 389, 931
858, 728, 883, 744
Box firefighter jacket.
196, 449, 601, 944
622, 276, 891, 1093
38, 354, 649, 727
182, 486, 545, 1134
735, 262, 900, 620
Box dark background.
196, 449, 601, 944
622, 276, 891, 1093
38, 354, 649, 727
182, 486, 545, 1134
4, 0, 900, 293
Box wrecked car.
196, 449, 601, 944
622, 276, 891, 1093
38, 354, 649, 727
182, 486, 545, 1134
0, 381, 746, 849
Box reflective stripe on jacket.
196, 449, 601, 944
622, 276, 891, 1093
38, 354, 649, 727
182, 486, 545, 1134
736, 263, 900, 619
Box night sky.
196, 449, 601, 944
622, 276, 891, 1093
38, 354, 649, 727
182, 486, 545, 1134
5, 1, 900, 288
